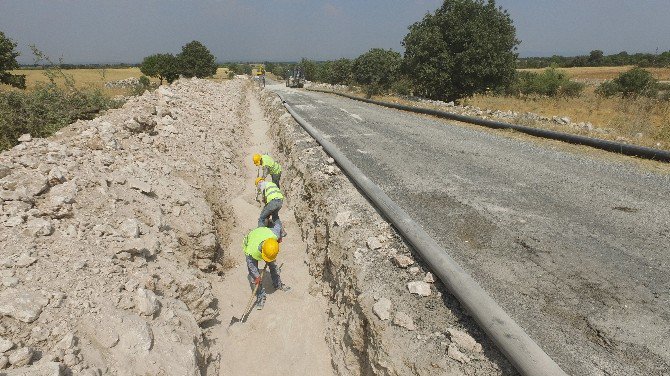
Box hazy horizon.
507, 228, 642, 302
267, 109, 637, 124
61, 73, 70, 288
2, 0, 669, 65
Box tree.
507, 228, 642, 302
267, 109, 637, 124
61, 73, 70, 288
177, 41, 217, 78
402, 0, 519, 102
329, 58, 352, 85
140, 53, 179, 84
588, 50, 604, 66
0, 31, 26, 89
352, 48, 402, 97
300, 58, 318, 81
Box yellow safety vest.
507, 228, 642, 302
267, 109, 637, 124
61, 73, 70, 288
243, 227, 277, 261
261, 155, 282, 175
264, 182, 284, 202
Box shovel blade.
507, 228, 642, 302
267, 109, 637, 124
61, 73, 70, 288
228, 316, 242, 327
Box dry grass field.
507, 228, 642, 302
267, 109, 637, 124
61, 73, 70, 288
519, 66, 670, 81
459, 66, 670, 150
1, 67, 232, 96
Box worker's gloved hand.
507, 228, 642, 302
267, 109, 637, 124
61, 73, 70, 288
253, 276, 261, 286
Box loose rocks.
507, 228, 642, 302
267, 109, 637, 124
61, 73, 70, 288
373, 298, 392, 321
407, 281, 432, 297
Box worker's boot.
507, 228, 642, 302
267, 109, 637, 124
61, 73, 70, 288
275, 283, 291, 292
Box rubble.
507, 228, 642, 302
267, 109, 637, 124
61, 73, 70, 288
0, 78, 245, 375
407, 281, 432, 297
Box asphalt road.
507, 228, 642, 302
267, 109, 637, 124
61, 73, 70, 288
269, 83, 670, 376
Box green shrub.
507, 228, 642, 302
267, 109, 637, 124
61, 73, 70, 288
507, 68, 583, 97
595, 80, 621, 97
0, 83, 119, 150
558, 80, 586, 98
391, 76, 413, 96
596, 67, 658, 98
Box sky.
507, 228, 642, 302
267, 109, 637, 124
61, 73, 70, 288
1, 0, 669, 64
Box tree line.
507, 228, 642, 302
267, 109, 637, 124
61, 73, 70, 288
517, 50, 670, 69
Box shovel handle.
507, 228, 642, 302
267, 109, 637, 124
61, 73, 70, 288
242, 264, 267, 318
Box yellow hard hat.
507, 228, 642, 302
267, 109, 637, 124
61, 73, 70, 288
252, 154, 262, 166
261, 238, 279, 262
255, 177, 264, 186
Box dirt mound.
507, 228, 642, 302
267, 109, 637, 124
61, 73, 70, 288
0, 78, 246, 375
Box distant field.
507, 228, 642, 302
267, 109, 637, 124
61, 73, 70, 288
1, 67, 232, 95
520, 66, 670, 81
462, 66, 670, 150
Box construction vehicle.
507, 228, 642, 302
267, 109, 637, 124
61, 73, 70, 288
286, 66, 305, 88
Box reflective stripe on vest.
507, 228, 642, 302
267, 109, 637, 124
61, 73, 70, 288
243, 227, 277, 261
264, 182, 284, 202
262, 155, 282, 175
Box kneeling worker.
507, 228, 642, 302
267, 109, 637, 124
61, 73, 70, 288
253, 153, 282, 188
243, 226, 290, 310
255, 177, 287, 238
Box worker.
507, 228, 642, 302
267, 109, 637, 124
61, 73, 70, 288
253, 153, 282, 188
243, 225, 290, 310
255, 177, 287, 238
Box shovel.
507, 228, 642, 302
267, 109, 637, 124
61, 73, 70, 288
229, 264, 267, 327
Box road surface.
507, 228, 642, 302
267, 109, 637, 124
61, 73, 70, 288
268, 83, 670, 375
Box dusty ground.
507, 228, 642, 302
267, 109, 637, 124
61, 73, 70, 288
209, 83, 334, 376
0, 76, 516, 376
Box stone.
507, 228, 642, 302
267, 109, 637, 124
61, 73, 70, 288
121, 236, 160, 258
447, 344, 471, 363
128, 178, 153, 194
134, 115, 157, 131
4, 215, 25, 227
136, 288, 160, 316
123, 119, 142, 132
393, 311, 416, 331
3, 361, 63, 375
47, 168, 66, 186
0, 355, 7, 369
62, 353, 78, 367
366, 236, 382, 250
392, 255, 414, 268
15, 253, 37, 268
120, 218, 141, 238
26, 218, 54, 237
407, 281, 431, 297
0, 288, 50, 323
18, 134, 32, 143
1, 277, 19, 288
49, 181, 77, 206
8, 347, 34, 367
424, 272, 436, 283
408, 266, 421, 275
373, 298, 392, 321
0, 336, 14, 353
0, 164, 11, 179
118, 314, 154, 353
446, 328, 482, 353
334, 211, 351, 227
55, 333, 77, 351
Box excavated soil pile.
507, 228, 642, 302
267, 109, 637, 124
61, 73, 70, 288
0, 79, 246, 375
259, 88, 516, 376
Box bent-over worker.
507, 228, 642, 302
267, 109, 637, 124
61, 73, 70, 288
253, 153, 282, 188
243, 225, 290, 310
255, 177, 287, 239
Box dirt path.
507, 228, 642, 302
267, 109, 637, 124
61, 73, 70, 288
209, 87, 335, 375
